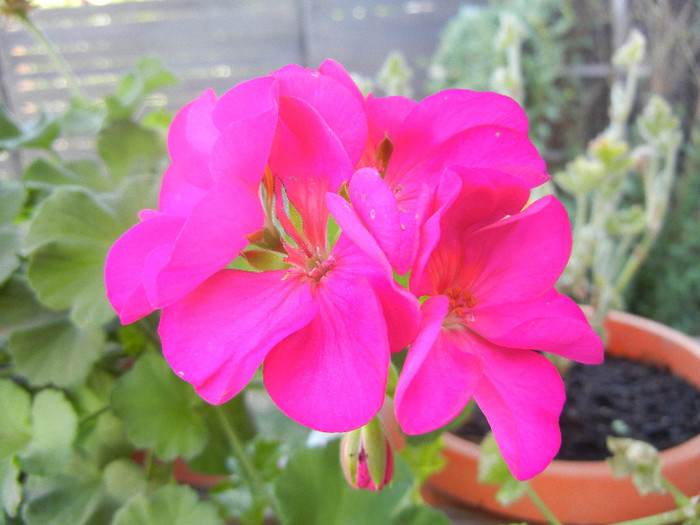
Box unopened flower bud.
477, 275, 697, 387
340, 417, 393, 491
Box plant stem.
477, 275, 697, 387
18, 12, 90, 103
608, 497, 700, 525
215, 405, 283, 519
524, 483, 563, 525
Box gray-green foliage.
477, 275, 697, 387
425, 0, 580, 154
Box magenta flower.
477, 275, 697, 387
343, 90, 548, 275
106, 60, 420, 433
394, 195, 604, 480
341, 419, 394, 491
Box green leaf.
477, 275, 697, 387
60, 97, 106, 136
275, 441, 447, 525
0, 276, 62, 345
0, 182, 26, 285
0, 182, 25, 225
111, 485, 222, 525
7, 318, 105, 388
0, 104, 59, 152
20, 389, 78, 475
21, 455, 105, 525
23, 176, 158, 327
104, 56, 177, 122
111, 352, 208, 461
0, 380, 32, 461
102, 458, 148, 504
22, 158, 112, 192
0, 457, 22, 518
97, 120, 166, 181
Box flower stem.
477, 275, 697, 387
524, 483, 563, 525
18, 12, 90, 103
215, 405, 283, 519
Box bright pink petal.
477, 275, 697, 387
395, 296, 484, 434
474, 290, 604, 364
263, 271, 389, 432
158, 163, 208, 217
210, 76, 279, 133
347, 167, 425, 274
364, 94, 417, 150
413, 125, 548, 189
105, 214, 183, 324
210, 95, 279, 187
159, 270, 317, 405
331, 233, 420, 353
452, 196, 572, 305
145, 176, 264, 307
388, 90, 530, 177
272, 64, 368, 165
318, 59, 365, 103
473, 342, 565, 480
166, 89, 219, 189
271, 95, 353, 248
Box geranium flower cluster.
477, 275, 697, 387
105, 60, 603, 481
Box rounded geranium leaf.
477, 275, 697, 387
0, 379, 32, 461
25, 175, 159, 328
111, 485, 223, 525
111, 352, 208, 461
8, 319, 105, 388
20, 389, 78, 475
0, 181, 25, 285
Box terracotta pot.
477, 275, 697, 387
425, 310, 700, 524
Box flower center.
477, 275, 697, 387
446, 287, 478, 318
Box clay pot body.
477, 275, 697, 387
425, 310, 700, 524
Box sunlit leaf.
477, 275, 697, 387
0, 379, 32, 461
111, 484, 222, 525
20, 389, 78, 475
111, 352, 208, 461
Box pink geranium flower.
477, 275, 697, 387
344, 89, 548, 275
106, 61, 420, 432
394, 195, 604, 480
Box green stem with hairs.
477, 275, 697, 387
18, 12, 90, 102
215, 405, 283, 518
524, 483, 563, 525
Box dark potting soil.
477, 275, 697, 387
455, 355, 700, 461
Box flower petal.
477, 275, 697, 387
145, 176, 264, 307
395, 296, 484, 435
473, 342, 565, 480
159, 270, 317, 405
475, 290, 604, 364
263, 271, 389, 432
455, 196, 572, 305
331, 233, 420, 353
104, 213, 184, 324
347, 167, 425, 274
272, 63, 368, 165
388, 90, 531, 177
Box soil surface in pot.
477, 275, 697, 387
455, 355, 700, 460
